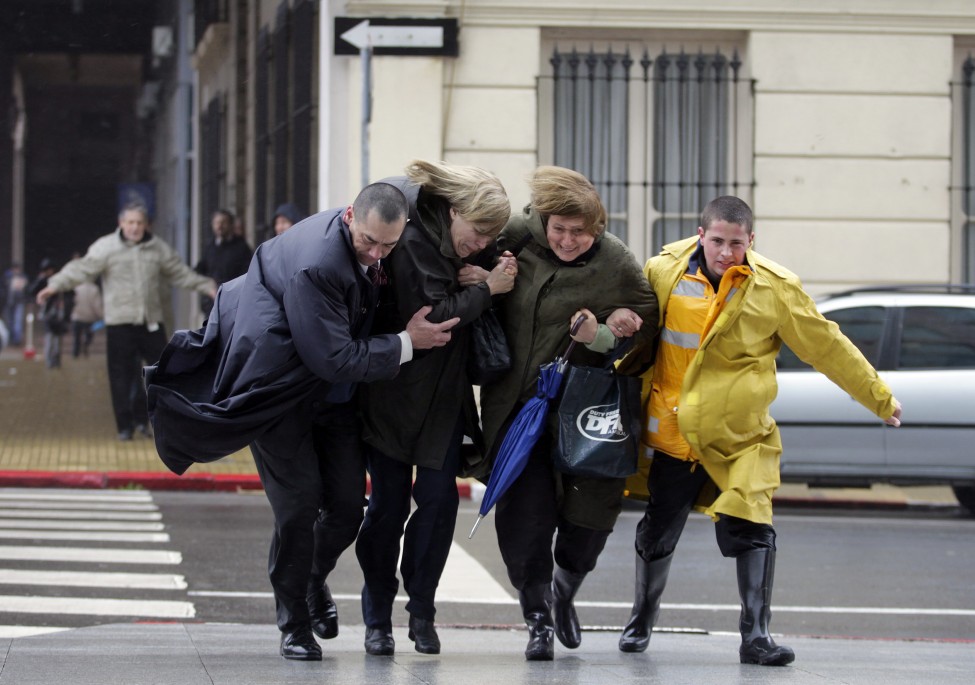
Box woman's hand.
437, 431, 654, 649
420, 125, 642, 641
485, 253, 518, 295
457, 264, 490, 287
570, 308, 598, 344
607, 308, 643, 338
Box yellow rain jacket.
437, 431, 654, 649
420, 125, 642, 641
625, 237, 897, 524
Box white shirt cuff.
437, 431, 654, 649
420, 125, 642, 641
397, 331, 413, 364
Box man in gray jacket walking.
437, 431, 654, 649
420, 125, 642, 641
36, 202, 216, 440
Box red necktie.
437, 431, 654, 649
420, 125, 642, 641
368, 263, 386, 286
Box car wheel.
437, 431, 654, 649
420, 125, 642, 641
951, 485, 975, 516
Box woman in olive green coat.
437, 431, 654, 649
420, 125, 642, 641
478, 166, 658, 661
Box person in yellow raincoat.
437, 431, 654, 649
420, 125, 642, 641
613, 196, 902, 666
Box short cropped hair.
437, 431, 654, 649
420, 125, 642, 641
528, 166, 606, 237
700, 196, 753, 233
352, 182, 409, 224
119, 202, 149, 222
405, 159, 510, 236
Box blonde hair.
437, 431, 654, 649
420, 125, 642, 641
528, 166, 606, 237
405, 160, 510, 236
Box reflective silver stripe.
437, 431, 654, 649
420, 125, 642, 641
674, 280, 707, 298
648, 416, 659, 434
661, 327, 700, 349
725, 287, 738, 302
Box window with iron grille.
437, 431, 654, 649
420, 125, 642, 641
255, 27, 270, 238
257, 0, 316, 233
540, 38, 752, 263
199, 93, 225, 235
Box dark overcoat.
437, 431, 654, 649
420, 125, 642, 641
358, 177, 494, 477
146, 208, 402, 475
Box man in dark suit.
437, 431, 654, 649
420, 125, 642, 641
146, 182, 459, 661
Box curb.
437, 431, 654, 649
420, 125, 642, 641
0, 470, 264, 492
0, 470, 475, 498
0, 471, 956, 512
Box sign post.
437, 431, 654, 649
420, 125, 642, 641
359, 43, 371, 189
335, 17, 459, 184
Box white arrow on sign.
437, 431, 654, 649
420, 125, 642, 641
340, 19, 444, 50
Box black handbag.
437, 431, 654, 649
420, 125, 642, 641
553, 345, 641, 479
467, 308, 512, 386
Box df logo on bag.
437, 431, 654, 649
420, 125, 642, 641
576, 404, 630, 443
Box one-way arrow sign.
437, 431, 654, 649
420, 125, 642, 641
334, 17, 459, 57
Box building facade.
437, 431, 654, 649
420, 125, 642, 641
3, 0, 975, 335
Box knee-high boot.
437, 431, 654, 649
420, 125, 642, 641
520, 584, 555, 661
618, 552, 673, 653
552, 567, 587, 649
737, 548, 795, 666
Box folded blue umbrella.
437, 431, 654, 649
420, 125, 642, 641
469, 317, 586, 538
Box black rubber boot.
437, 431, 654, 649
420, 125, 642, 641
618, 552, 673, 653
737, 548, 795, 666
520, 584, 555, 661
552, 567, 586, 649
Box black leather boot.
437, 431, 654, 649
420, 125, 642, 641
618, 552, 673, 653
552, 567, 586, 649
520, 584, 555, 661
307, 581, 339, 640
408, 615, 441, 654
737, 548, 795, 666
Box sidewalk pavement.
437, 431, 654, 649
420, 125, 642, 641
1, 345, 972, 684
3, 623, 973, 685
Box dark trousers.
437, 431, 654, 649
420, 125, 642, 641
309, 403, 369, 586
494, 433, 615, 591
355, 419, 463, 628
251, 399, 366, 633
106, 324, 167, 432
72, 321, 93, 358
635, 451, 776, 562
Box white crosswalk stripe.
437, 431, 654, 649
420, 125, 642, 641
0, 530, 170, 543
0, 519, 164, 531
0, 488, 195, 637
0, 509, 162, 520
0, 569, 187, 590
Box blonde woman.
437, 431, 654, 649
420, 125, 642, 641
349, 160, 516, 656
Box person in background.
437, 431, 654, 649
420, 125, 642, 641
29, 258, 71, 369
615, 195, 902, 666
478, 166, 659, 661
352, 160, 515, 657
195, 209, 252, 317
3, 263, 28, 346
36, 203, 216, 440
272, 203, 306, 238
71, 278, 103, 358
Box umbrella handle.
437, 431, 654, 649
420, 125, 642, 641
561, 314, 589, 361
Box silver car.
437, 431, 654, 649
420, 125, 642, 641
770, 286, 975, 514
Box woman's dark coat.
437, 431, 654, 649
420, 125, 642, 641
146, 208, 402, 475
358, 177, 494, 477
